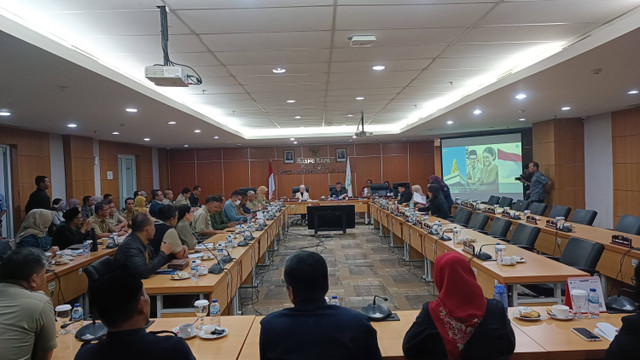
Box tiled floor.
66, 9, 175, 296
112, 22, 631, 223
240, 222, 437, 316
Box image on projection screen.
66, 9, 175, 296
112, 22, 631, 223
441, 133, 524, 201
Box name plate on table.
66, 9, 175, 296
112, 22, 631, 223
483, 207, 496, 214
525, 215, 538, 225
545, 219, 557, 230
501, 212, 512, 219
462, 201, 475, 210
422, 222, 432, 231
462, 240, 475, 256
611, 235, 633, 248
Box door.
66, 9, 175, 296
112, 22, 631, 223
118, 154, 136, 210
0, 145, 13, 238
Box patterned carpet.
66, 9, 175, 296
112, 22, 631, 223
240, 221, 437, 316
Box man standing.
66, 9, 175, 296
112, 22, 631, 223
330, 182, 348, 200
162, 188, 174, 205
74, 265, 195, 360
148, 189, 164, 218
192, 196, 228, 237
189, 186, 202, 208
224, 190, 248, 223
527, 161, 550, 203
25, 175, 51, 214
81, 195, 95, 220
0, 248, 57, 360
260, 251, 382, 360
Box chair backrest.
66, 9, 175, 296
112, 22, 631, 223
498, 196, 513, 208
0, 239, 15, 262
370, 183, 389, 196
528, 202, 547, 216
329, 185, 336, 193
614, 215, 640, 235
85, 257, 115, 284
238, 187, 257, 194
487, 217, 512, 238
548, 205, 571, 219
292, 186, 309, 197
559, 237, 605, 271
509, 223, 540, 248
571, 209, 598, 226
511, 199, 530, 212
454, 207, 472, 226
467, 213, 489, 231
487, 195, 500, 205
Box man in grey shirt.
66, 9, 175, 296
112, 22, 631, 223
527, 161, 550, 203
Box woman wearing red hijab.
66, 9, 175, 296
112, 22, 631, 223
403, 252, 515, 360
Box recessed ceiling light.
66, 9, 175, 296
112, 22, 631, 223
293, 141, 298, 144
515, 93, 527, 100
125, 108, 138, 113
346, 114, 354, 117
372, 65, 386, 71
473, 109, 482, 115
143, 138, 150, 142
184, 145, 189, 148
213, 136, 219, 139
290, 138, 295, 141
194, 129, 201, 133
355, 97, 365, 100
561, 106, 571, 111
628, 90, 639, 95
518, 118, 526, 122
0, 111, 11, 116
236, 143, 242, 146
294, 115, 302, 119
67, 123, 77, 128
112, 131, 120, 135
272, 67, 286, 74
168, 121, 176, 125
352, 135, 357, 138
446, 120, 454, 125
286, 99, 296, 103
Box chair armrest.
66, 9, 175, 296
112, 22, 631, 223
542, 255, 560, 262
477, 230, 488, 235
514, 244, 535, 252
492, 236, 508, 242
574, 266, 599, 276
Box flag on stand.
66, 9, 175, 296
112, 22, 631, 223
345, 157, 353, 197
496, 149, 523, 179
268, 160, 275, 200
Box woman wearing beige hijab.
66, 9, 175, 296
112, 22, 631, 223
16, 209, 59, 253
256, 186, 270, 206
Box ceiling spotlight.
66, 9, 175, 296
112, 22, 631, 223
0, 111, 11, 116
290, 138, 295, 141
168, 121, 176, 125
346, 114, 354, 117
446, 120, 454, 125
272, 67, 286, 74
194, 129, 201, 133
213, 136, 219, 139
112, 131, 120, 135
293, 141, 298, 144
515, 93, 527, 100
67, 123, 77, 128
473, 109, 482, 115
561, 106, 571, 111
355, 97, 365, 100
125, 108, 138, 113
294, 115, 302, 119
518, 118, 526, 122
286, 99, 296, 103
372, 65, 386, 71
143, 138, 150, 141
237, 143, 242, 146
628, 90, 639, 95
184, 145, 189, 147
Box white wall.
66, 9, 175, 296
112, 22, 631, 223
93, 139, 101, 196
49, 134, 66, 201
152, 147, 159, 189
584, 113, 613, 228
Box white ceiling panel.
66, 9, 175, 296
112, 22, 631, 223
428, 57, 496, 70
165, 0, 334, 10
244, 83, 327, 93
93, 34, 207, 54
47, 11, 191, 36
201, 31, 331, 52
22, 0, 160, 12
413, 68, 491, 83
193, 66, 231, 77
440, 43, 545, 58
332, 28, 466, 48
458, 23, 602, 43
175, 7, 333, 33
251, 90, 326, 101
330, 59, 431, 73
197, 77, 241, 87
215, 49, 330, 66
236, 74, 328, 85
328, 70, 420, 84
327, 88, 404, 96
227, 63, 328, 77
332, 45, 445, 62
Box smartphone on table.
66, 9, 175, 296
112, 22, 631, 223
571, 327, 602, 341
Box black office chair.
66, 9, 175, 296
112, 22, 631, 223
528, 202, 547, 216
511, 199, 530, 212
548, 205, 571, 219
614, 215, 640, 235
502, 223, 540, 252
498, 196, 513, 208
571, 209, 598, 226
370, 183, 389, 197
85, 257, 115, 283
452, 207, 472, 227
466, 213, 490, 231
238, 187, 257, 194
291, 186, 309, 198
329, 185, 336, 194
0, 239, 14, 262
485, 195, 500, 205
478, 217, 512, 238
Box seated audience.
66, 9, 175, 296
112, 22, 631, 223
411, 185, 428, 206
239, 192, 251, 215
397, 184, 412, 205
25, 175, 51, 214
174, 187, 191, 206
15, 209, 59, 253
418, 184, 450, 220
192, 195, 229, 237
121, 197, 138, 227
103, 193, 113, 202
295, 184, 310, 202
0, 248, 57, 360
429, 175, 454, 211
148, 189, 164, 218
67, 198, 81, 210
245, 190, 262, 211
74, 264, 195, 360
81, 195, 95, 220
88, 202, 127, 239
403, 252, 515, 360
106, 200, 128, 231
175, 205, 197, 250
330, 181, 348, 200
605, 261, 640, 359
260, 250, 382, 360
189, 185, 202, 208
51, 198, 65, 226
256, 186, 270, 206
361, 179, 373, 197
134, 196, 148, 213
150, 205, 188, 257
162, 188, 174, 205
113, 213, 174, 279
52, 207, 92, 250
224, 190, 249, 222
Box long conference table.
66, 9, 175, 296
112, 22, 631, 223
283, 198, 370, 222
53, 308, 626, 360
370, 202, 587, 305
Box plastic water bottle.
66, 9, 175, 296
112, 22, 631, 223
82, 240, 90, 256
191, 261, 199, 282
329, 295, 340, 305
495, 243, 503, 262
209, 299, 221, 327
493, 285, 508, 312
588, 288, 599, 318
71, 303, 83, 333
453, 227, 460, 243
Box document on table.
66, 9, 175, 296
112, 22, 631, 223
412, 192, 427, 205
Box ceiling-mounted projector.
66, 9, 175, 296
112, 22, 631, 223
348, 35, 376, 47
354, 130, 373, 137
354, 111, 373, 137
145, 65, 189, 87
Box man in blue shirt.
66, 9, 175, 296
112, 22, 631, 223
223, 190, 248, 222
527, 161, 550, 203
148, 189, 164, 218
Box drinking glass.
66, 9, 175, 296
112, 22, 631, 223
570, 289, 588, 319
55, 305, 72, 335
194, 300, 209, 329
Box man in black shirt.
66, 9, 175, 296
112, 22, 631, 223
329, 181, 348, 199
25, 175, 51, 214
260, 250, 382, 360
74, 265, 195, 360
189, 185, 201, 207
397, 184, 412, 205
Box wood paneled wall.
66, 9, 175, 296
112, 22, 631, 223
99, 140, 153, 208
63, 135, 94, 202
167, 142, 435, 200
612, 106, 640, 224
0, 126, 51, 228
532, 118, 585, 214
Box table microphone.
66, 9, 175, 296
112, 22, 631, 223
219, 248, 234, 265
475, 244, 496, 261
201, 244, 224, 274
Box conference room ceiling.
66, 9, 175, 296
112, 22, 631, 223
0, 0, 639, 148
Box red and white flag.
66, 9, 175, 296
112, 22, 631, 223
268, 160, 275, 200
496, 149, 522, 179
